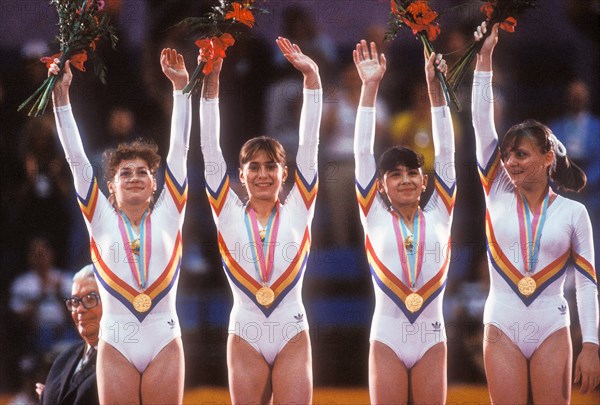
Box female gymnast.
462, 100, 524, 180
472, 22, 599, 403
199, 37, 321, 403
353, 40, 456, 403
50, 48, 191, 404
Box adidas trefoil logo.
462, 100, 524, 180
558, 305, 567, 315
432, 321, 442, 331
168, 319, 176, 329
294, 313, 304, 323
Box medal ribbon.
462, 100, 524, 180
244, 204, 280, 286
117, 209, 152, 289
517, 191, 550, 275
391, 208, 426, 289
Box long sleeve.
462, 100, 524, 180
354, 106, 377, 188
571, 206, 599, 344
53, 105, 93, 199
200, 98, 228, 192
165, 91, 192, 184
295, 88, 322, 182
426, 106, 456, 217
472, 71, 498, 166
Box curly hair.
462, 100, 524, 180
103, 139, 161, 182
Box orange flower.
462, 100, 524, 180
195, 34, 235, 75
225, 2, 255, 28
499, 16, 517, 32
480, 2, 517, 32
212, 33, 235, 59
396, 0, 441, 41
40, 50, 88, 72
406, 0, 438, 26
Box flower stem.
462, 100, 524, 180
420, 35, 461, 111
183, 61, 207, 94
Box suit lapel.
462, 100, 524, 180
57, 343, 85, 402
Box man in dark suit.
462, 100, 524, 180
36, 264, 102, 405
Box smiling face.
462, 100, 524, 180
70, 277, 102, 346
379, 164, 427, 209
107, 158, 157, 209
502, 136, 553, 190
239, 150, 288, 202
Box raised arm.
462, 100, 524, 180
472, 22, 501, 167
276, 37, 322, 182
199, 56, 228, 193
161, 48, 192, 185
353, 40, 386, 188
50, 60, 93, 199
426, 51, 455, 205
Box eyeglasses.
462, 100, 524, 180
64, 292, 101, 311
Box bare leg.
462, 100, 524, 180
411, 342, 447, 403
141, 337, 185, 404
97, 340, 141, 404
369, 341, 408, 404
483, 324, 528, 404
530, 327, 572, 404
271, 330, 312, 404
227, 334, 272, 404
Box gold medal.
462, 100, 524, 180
405, 292, 423, 313
404, 234, 414, 251
130, 238, 140, 255
256, 286, 275, 307
518, 276, 536, 297
133, 293, 152, 313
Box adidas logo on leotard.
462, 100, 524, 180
294, 313, 304, 323
432, 322, 441, 331
558, 305, 567, 315
168, 319, 176, 329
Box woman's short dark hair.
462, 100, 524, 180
377, 146, 424, 179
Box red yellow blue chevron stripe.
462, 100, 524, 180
478, 148, 501, 195
486, 211, 570, 306
295, 171, 318, 208
356, 175, 378, 217
433, 173, 456, 214
218, 228, 311, 317
572, 253, 597, 283
206, 175, 230, 216
165, 165, 187, 213
91, 233, 182, 322
365, 236, 449, 324
77, 177, 100, 223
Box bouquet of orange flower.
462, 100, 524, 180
385, 0, 461, 111
447, 0, 537, 92
174, 0, 267, 94
18, 0, 117, 117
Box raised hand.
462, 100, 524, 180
353, 40, 386, 85
160, 48, 189, 91
425, 52, 447, 107
475, 21, 499, 71
50, 59, 72, 106
276, 37, 320, 89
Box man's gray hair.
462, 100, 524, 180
73, 264, 95, 282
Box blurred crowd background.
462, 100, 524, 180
1, 0, 598, 400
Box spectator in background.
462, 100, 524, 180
320, 60, 389, 246
36, 264, 102, 405
14, 116, 72, 267
10, 237, 73, 355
